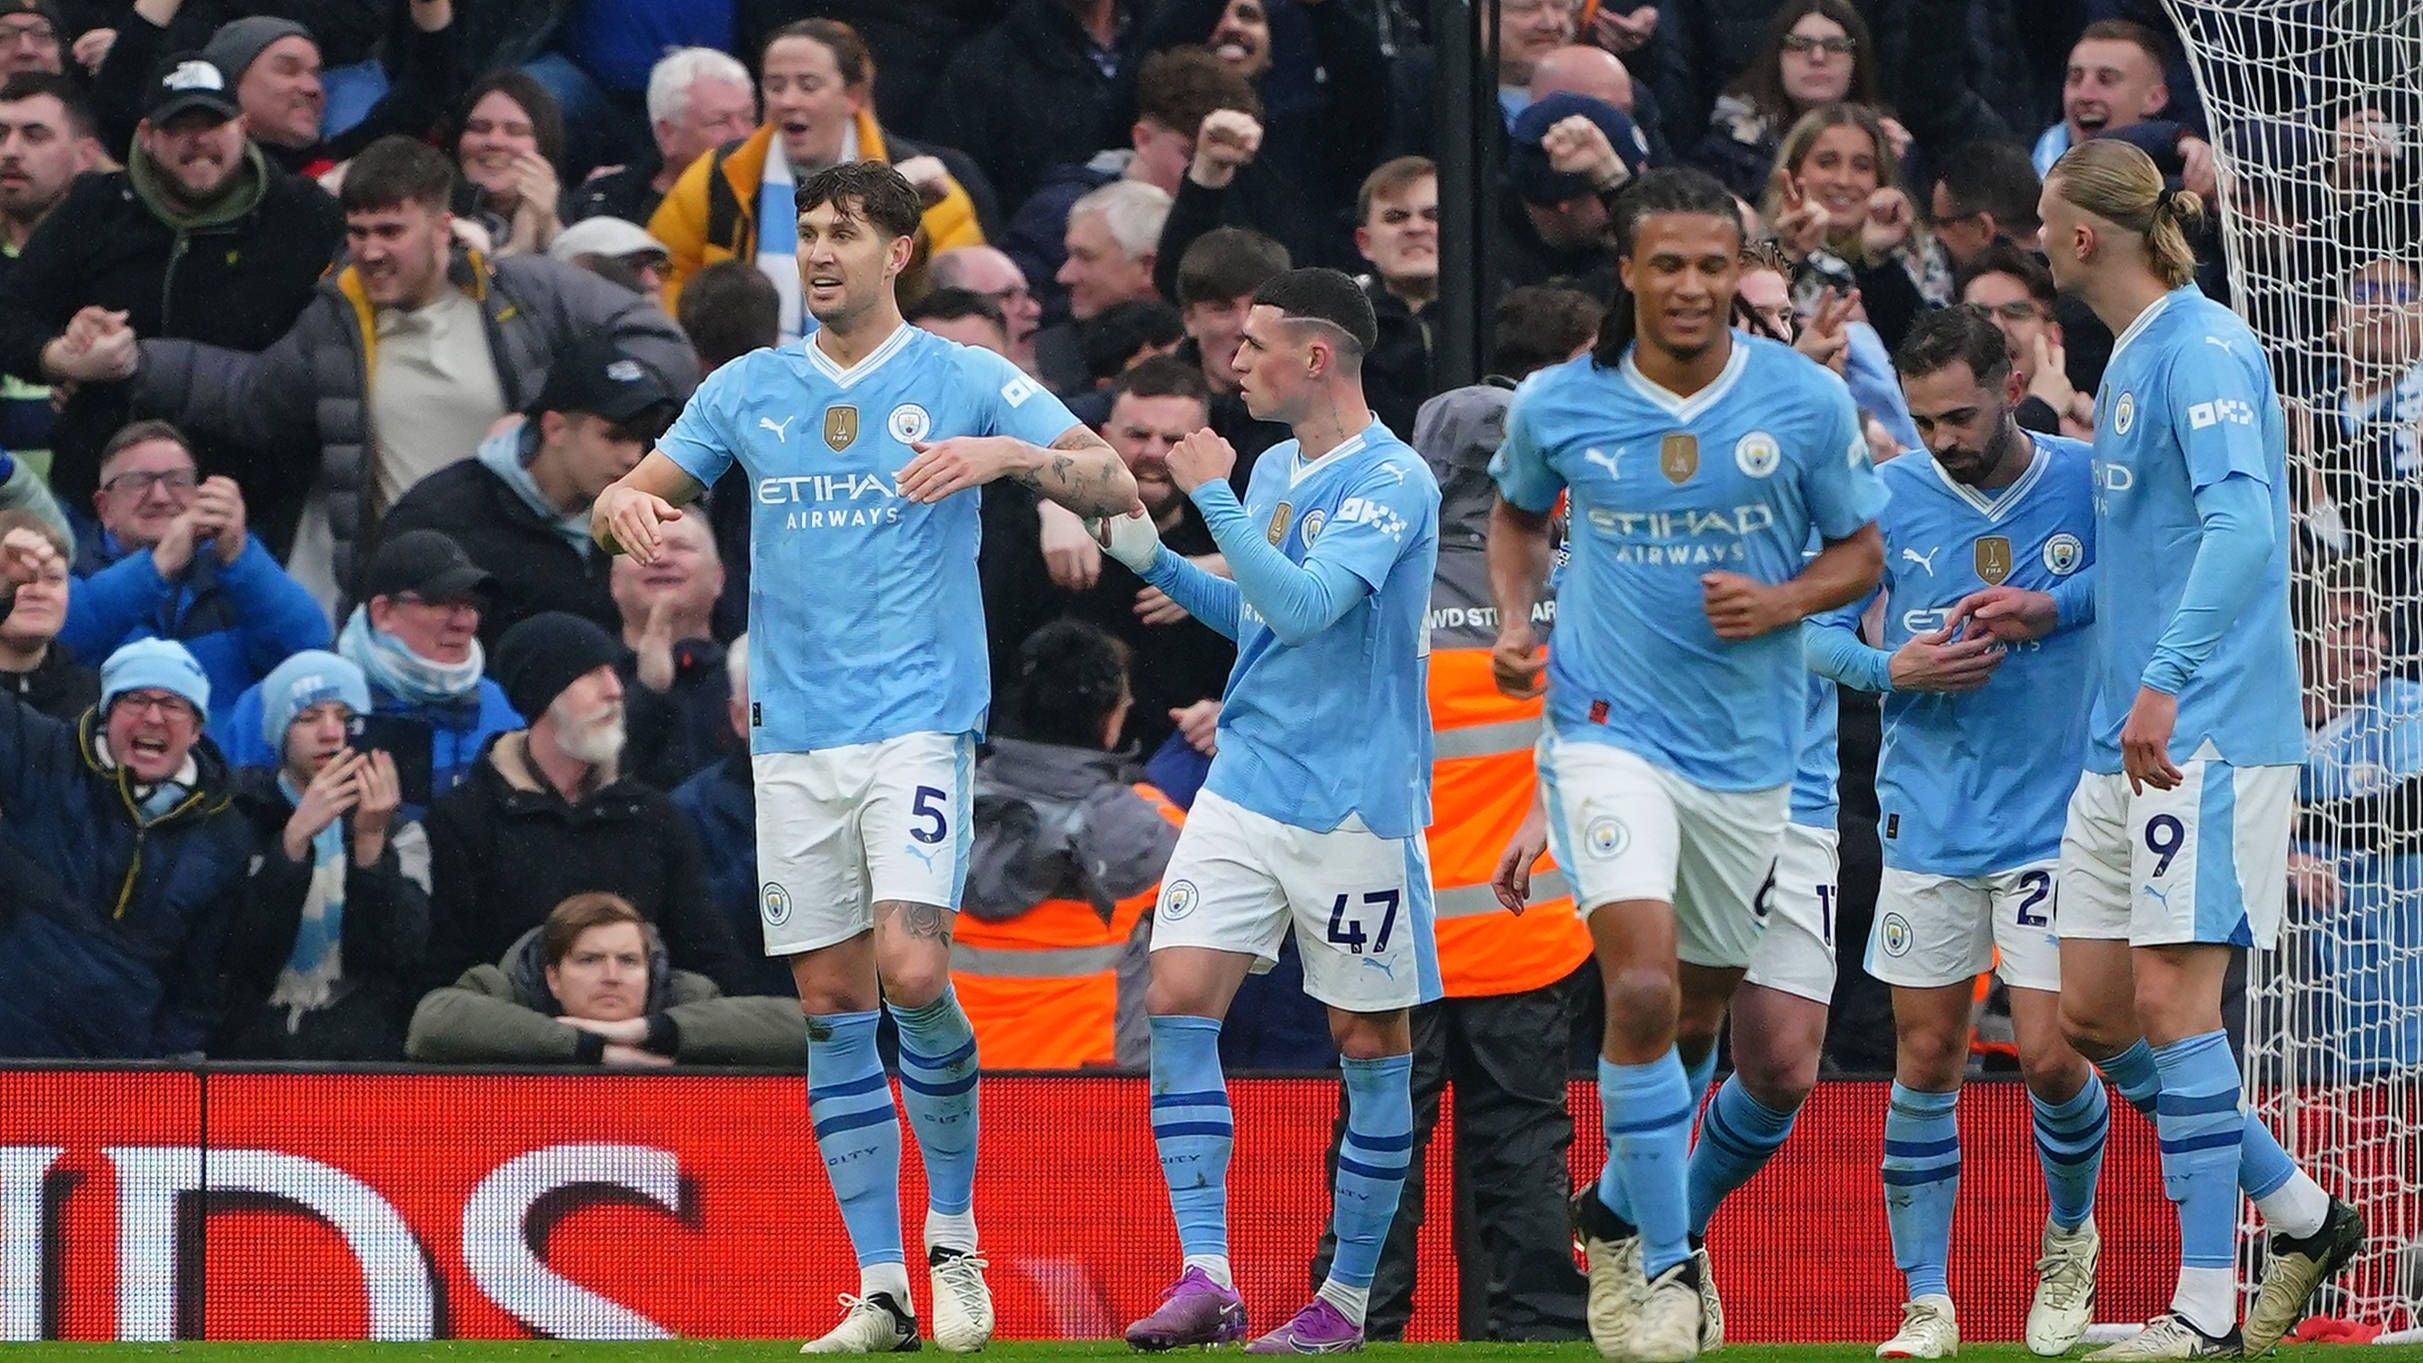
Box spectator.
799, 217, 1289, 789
60, 420, 327, 730
0, 585, 249, 1059
572, 47, 756, 228
1168, 225, 1291, 468
907, 285, 1010, 355
448, 71, 568, 259
0, 52, 344, 545
382, 336, 681, 649
93, 5, 461, 177
999, 47, 1258, 324
2033, 19, 2212, 197
424, 610, 742, 993
926, 0, 1149, 214
1499, 92, 1648, 291
980, 357, 1236, 758
0, 0, 59, 77
1686, 0, 1902, 205
1527, 43, 1673, 166
1494, 0, 1576, 120
218, 530, 520, 822
1037, 177, 1171, 392
675, 259, 780, 643
549, 216, 673, 308
1763, 102, 1950, 351
1353, 156, 1440, 437
648, 19, 992, 338
600, 508, 732, 793
2314, 255, 2423, 657
122, 135, 695, 609
215, 649, 430, 1060
0, 73, 99, 477
0, 508, 90, 718
1078, 297, 1186, 390
530, 1, 740, 178
956, 618, 1183, 1069
670, 633, 787, 996
930, 245, 1044, 374
408, 891, 799, 1065
1931, 139, 2042, 271
1959, 242, 2093, 441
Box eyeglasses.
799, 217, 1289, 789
1780, 34, 1857, 56
114, 692, 197, 721
2347, 281, 2418, 306
393, 592, 480, 614
100, 468, 199, 497
1983, 300, 2049, 322
0, 22, 55, 45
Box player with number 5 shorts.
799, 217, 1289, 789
1487, 167, 1885, 1363
590, 162, 1137, 1356
1808, 306, 2108, 1359
1954, 140, 2360, 1361
1093, 268, 1441, 1356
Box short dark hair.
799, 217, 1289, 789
1936, 141, 2042, 234
794, 160, 923, 241
341, 135, 458, 214
451, 72, 566, 181
1175, 226, 1290, 309
905, 285, 1006, 330
99, 418, 193, 478
1957, 239, 2057, 310
0, 71, 94, 140
1251, 266, 1379, 357
765, 18, 873, 88
1491, 285, 1602, 379
1108, 353, 1211, 409
2075, 18, 2173, 73
999, 619, 1129, 749
1135, 46, 1261, 137
1894, 302, 2012, 385
1080, 298, 1185, 382
1356, 155, 1436, 225
543, 892, 646, 970
678, 261, 780, 372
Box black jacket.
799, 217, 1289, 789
379, 448, 615, 650
0, 645, 97, 723
423, 731, 743, 994
570, 162, 667, 229
924, 0, 1145, 212
1362, 277, 1436, 441
0, 159, 343, 537
212, 769, 432, 1061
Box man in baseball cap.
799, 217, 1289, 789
381, 337, 679, 646
550, 216, 673, 303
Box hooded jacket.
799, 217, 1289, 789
0, 698, 249, 1058
126, 249, 696, 600
380, 424, 617, 650
649, 117, 991, 318
423, 730, 743, 994
406, 922, 801, 1065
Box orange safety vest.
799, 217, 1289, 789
950, 784, 1182, 1069
1427, 647, 1593, 998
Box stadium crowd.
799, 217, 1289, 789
0, 0, 2414, 1338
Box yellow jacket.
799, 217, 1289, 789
649, 112, 985, 316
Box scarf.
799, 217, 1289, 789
127, 139, 270, 233
338, 607, 484, 707
266, 769, 347, 1029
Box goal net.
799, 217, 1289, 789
2161, 0, 2423, 1339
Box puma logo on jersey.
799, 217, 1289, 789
759, 415, 798, 443
1901, 546, 1941, 576
1583, 446, 1622, 479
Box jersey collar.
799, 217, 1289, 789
803, 320, 915, 389
1927, 435, 2047, 522
1618, 339, 1749, 423
2107, 286, 2188, 368
1288, 420, 1378, 487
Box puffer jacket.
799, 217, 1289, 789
126, 249, 697, 600
0, 698, 250, 1058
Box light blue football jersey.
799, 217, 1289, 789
1493, 335, 1886, 792
1207, 422, 1441, 840
657, 324, 1080, 753
1790, 672, 1839, 831
2089, 286, 2302, 771
1850, 433, 2098, 876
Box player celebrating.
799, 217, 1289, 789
1093, 267, 1442, 1355
1807, 305, 2107, 1358
1487, 166, 1884, 1363
590, 161, 1136, 1355
1965, 139, 2361, 1359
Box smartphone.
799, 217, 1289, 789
345, 712, 435, 808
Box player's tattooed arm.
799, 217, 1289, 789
1010, 425, 1141, 517
874, 899, 953, 943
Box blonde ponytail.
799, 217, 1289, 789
2049, 139, 2202, 289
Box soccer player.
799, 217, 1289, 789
1487, 166, 1885, 1363
1093, 267, 1442, 1355
590, 161, 1137, 1355
1961, 138, 2361, 1359
1807, 304, 2107, 1359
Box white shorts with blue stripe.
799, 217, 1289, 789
753, 730, 976, 956
1149, 788, 1441, 1012
2055, 747, 2294, 948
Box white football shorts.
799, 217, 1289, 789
754, 730, 976, 956
1867, 859, 2062, 991
2057, 749, 2294, 949
1744, 821, 1840, 1003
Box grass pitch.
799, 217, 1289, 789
6, 1345, 2423, 1362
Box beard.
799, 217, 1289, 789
550, 696, 627, 768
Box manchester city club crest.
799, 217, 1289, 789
887, 403, 932, 443
1585, 817, 1629, 859
1881, 913, 1913, 956
760, 882, 792, 926
1733, 430, 1781, 478
1299, 509, 1327, 547
2043, 532, 2084, 575
1161, 880, 1199, 921
1974, 535, 2013, 585
1660, 432, 1698, 484
2113, 391, 2136, 436
824, 404, 859, 450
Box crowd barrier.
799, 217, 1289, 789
0, 1067, 2180, 1342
